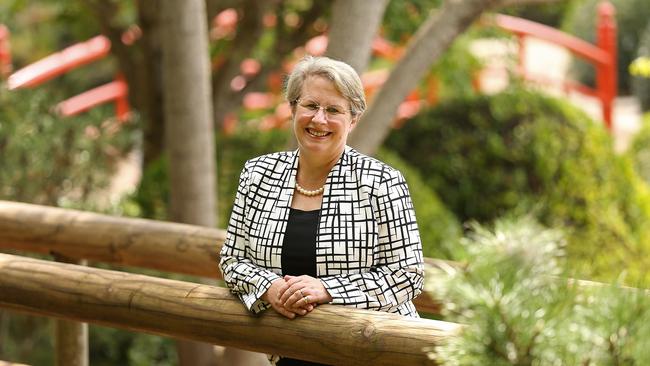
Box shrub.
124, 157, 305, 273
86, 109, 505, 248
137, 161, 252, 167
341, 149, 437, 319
428, 216, 650, 365
386, 87, 650, 283
562, 0, 650, 94
376, 149, 461, 259
627, 113, 650, 183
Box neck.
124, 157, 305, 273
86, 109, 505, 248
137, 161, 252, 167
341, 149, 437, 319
296, 149, 342, 188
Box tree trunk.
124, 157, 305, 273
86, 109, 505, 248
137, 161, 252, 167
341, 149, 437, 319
160, 1, 217, 365
348, 0, 502, 155
325, 0, 389, 73
136, 0, 166, 167
161, 0, 216, 227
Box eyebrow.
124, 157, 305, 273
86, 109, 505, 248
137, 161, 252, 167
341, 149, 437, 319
300, 98, 346, 109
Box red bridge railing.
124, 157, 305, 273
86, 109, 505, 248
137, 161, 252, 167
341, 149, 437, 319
493, 1, 617, 130
5, 34, 131, 122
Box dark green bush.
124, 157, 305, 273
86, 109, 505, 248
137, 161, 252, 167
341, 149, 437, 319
386, 87, 650, 283
562, 0, 650, 94
500, 0, 576, 27
376, 149, 461, 259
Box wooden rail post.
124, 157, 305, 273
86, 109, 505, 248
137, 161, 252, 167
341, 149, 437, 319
53, 255, 88, 366
0, 253, 459, 365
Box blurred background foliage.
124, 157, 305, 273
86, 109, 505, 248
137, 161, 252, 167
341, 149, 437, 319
2, 0, 650, 364
0, 84, 138, 207
631, 24, 650, 112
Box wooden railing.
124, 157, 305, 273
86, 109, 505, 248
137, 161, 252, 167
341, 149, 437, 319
0, 252, 459, 365
0, 200, 453, 364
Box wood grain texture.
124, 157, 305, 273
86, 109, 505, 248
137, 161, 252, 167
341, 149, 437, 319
0, 200, 223, 278
0, 254, 459, 365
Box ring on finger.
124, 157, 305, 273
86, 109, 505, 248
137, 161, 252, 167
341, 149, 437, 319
303, 295, 310, 304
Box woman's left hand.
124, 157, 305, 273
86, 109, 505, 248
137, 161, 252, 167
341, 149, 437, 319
278, 275, 333, 312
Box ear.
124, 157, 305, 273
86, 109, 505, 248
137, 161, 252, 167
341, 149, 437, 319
290, 104, 297, 119
349, 115, 359, 131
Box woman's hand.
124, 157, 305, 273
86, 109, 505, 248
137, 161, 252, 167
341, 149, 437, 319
278, 275, 333, 312
262, 279, 311, 319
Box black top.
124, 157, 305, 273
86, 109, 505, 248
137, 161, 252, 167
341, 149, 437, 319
281, 208, 319, 277
279, 208, 328, 366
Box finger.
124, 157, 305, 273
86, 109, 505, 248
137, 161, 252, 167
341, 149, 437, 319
276, 281, 291, 299
278, 286, 293, 304
283, 275, 310, 288
291, 292, 314, 310
283, 289, 304, 308
274, 305, 296, 319
279, 284, 304, 304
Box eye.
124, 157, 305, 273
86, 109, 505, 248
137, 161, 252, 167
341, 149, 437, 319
300, 102, 318, 111
326, 106, 343, 115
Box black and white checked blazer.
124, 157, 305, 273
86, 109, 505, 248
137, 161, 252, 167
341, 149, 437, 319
219, 146, 424, 317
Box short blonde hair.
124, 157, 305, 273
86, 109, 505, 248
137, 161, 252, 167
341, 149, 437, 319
285, 56, 366, 117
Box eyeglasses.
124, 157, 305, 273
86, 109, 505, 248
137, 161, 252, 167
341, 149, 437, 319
295, 99, 350, 121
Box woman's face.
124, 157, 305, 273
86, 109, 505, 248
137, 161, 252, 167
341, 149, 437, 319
292, 75, 357, 160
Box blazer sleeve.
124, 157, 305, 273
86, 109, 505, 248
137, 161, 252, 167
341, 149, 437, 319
219, 165, 281, 314
319, 168, 424, 313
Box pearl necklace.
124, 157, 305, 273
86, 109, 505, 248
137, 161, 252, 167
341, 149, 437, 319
295, 181, 324, 197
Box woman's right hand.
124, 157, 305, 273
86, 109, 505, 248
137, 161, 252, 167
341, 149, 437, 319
262, 279, 314, 319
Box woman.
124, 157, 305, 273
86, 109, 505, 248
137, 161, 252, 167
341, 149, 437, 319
219, 56, 424, 365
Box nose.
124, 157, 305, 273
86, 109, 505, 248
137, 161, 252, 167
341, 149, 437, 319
312, 106, 327, 123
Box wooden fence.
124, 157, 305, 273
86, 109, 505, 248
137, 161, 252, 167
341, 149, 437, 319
0, 200, 443, 314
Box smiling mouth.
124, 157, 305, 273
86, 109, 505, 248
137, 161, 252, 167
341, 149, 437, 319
306, 128, 331, 137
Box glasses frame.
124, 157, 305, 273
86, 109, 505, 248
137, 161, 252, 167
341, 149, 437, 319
294, 99, 352, 121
